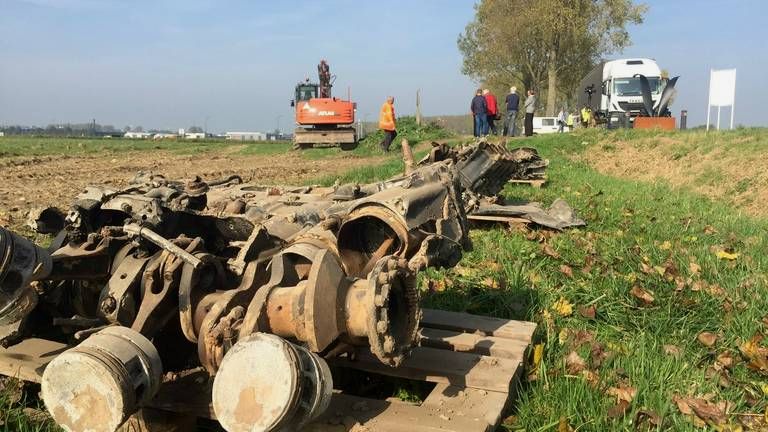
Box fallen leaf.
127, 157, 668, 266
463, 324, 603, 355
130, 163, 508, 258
565, 351, 587, 374
581, 370, 600, 388
663, 344, 682, 358
607, 400, 630, 419
716, 351, 736, 370
542, 243, 561, 259
578, 305, 596, 320
557, 416, 573, 432
528, 343, 544, 381
716, 250, 740, 261
590, 341, 610, 368
552, 297, 574, 317
630, 285, 655, 306
698, 332, 718, 347
426, 279, 447, 292
673, 395, 730, 428
559, 264, 574, 278
607, 384, 637, 403
740, 334, 768, 375
634, 408, 662, 430
558, 328, 571, 345
640, 262, 654, 275
703, 225, 718, 234
482, 276, 506, 290
689, 262, 701, 275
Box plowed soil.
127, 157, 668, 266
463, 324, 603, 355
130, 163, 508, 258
0, 149, 379, 230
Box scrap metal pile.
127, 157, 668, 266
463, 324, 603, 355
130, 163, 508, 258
0, 140, 582, 432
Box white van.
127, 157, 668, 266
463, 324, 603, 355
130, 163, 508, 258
533, 117, 567, 134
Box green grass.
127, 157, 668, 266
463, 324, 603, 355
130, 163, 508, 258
419, 130, 768, 430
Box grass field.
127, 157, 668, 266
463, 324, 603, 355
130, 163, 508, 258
2, 127, 768, 431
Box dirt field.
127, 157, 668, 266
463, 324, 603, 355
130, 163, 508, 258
0, 147, 381, 230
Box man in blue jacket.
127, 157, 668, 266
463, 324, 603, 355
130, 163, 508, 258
470, 89, 488, 137
504, 86, 520, 136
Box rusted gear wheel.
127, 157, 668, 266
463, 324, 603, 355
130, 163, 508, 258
366, 255, 420, 367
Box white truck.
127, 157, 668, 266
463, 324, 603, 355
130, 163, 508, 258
577, 58, 669, 128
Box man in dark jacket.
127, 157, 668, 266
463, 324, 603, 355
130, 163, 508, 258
504, 87, 520, 136
470, 89, 488, 137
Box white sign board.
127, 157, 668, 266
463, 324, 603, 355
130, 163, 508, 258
708, 69, 737, 107
706, 68, 737, 130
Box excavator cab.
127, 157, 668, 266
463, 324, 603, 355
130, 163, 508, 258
293, 83, 319, 106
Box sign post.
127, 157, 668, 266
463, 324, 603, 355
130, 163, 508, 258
706, 68, 737, 131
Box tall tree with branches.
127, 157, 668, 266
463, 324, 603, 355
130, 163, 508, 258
458, 0, 647, 115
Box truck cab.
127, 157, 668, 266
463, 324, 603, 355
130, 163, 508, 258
579, 58, 666, 128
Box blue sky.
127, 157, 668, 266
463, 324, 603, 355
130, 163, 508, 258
0, 0, 765, 131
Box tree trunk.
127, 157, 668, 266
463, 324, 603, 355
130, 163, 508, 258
546, 49, 558, 116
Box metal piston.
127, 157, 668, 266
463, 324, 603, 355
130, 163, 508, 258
212, 332, 332, 432
41, 327, 162, 432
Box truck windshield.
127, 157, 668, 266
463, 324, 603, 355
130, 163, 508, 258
613, 77, 661, 96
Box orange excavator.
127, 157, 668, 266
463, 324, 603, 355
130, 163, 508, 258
291, 60, 357, 150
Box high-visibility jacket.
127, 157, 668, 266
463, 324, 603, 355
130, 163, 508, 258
379, 102, 396, 131
581, 108, 591, 123
566, 113, 574, 126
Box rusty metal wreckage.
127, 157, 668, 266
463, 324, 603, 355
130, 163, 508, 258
0, 140, 582, 432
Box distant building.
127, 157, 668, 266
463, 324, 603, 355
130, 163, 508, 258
124, 131, 152, 139
153, 133, 178, 140
225, 131, 267, 141
184, 132, 206, 140
0, 132, 5, 137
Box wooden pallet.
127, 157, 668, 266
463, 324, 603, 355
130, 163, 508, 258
0, 309, 536, 432
508, 178, 547, 188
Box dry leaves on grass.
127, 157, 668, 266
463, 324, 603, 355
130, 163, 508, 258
541, 243, 561, 259
634, 409, 662, 430
578, 305, 597, 320
606, 383, 637, 419
630, 285, 655, 306
716, 250, 740, 261
552, 297, 574, 317
527, 343, 544, 382
663, 344, 682, 358
740, 333, 768, 375
698, 332, 718, 348
559, 264, 574, 278
673, 395, 731, 428
565, 351, 587, 374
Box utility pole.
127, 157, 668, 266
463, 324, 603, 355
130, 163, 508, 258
415, 89, 422, 126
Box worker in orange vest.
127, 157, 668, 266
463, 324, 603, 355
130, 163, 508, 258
378, 96, 397, 152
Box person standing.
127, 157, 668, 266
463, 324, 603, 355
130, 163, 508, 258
378, 96, 397, 152
557, 107, 566, 133
504, 86, 519, 136
566, 112, 575, 131
470, 89, 488, 137
524, 89, 536, 137
580, 106, 591, 128
483, 89, 498, 135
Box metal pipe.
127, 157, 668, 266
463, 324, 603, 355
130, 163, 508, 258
123, 224, 202, 269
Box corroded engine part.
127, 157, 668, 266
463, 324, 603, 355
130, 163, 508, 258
338, 173, 468, 276
41, 326, 162, 432
198, 242, 420, 373
212, 333, 332, 432
0, 227, 52, 325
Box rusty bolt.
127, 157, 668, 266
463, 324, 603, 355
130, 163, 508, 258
100, 296, 117, 314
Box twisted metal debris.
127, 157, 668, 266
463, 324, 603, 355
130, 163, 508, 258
0, 140, 582, 432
